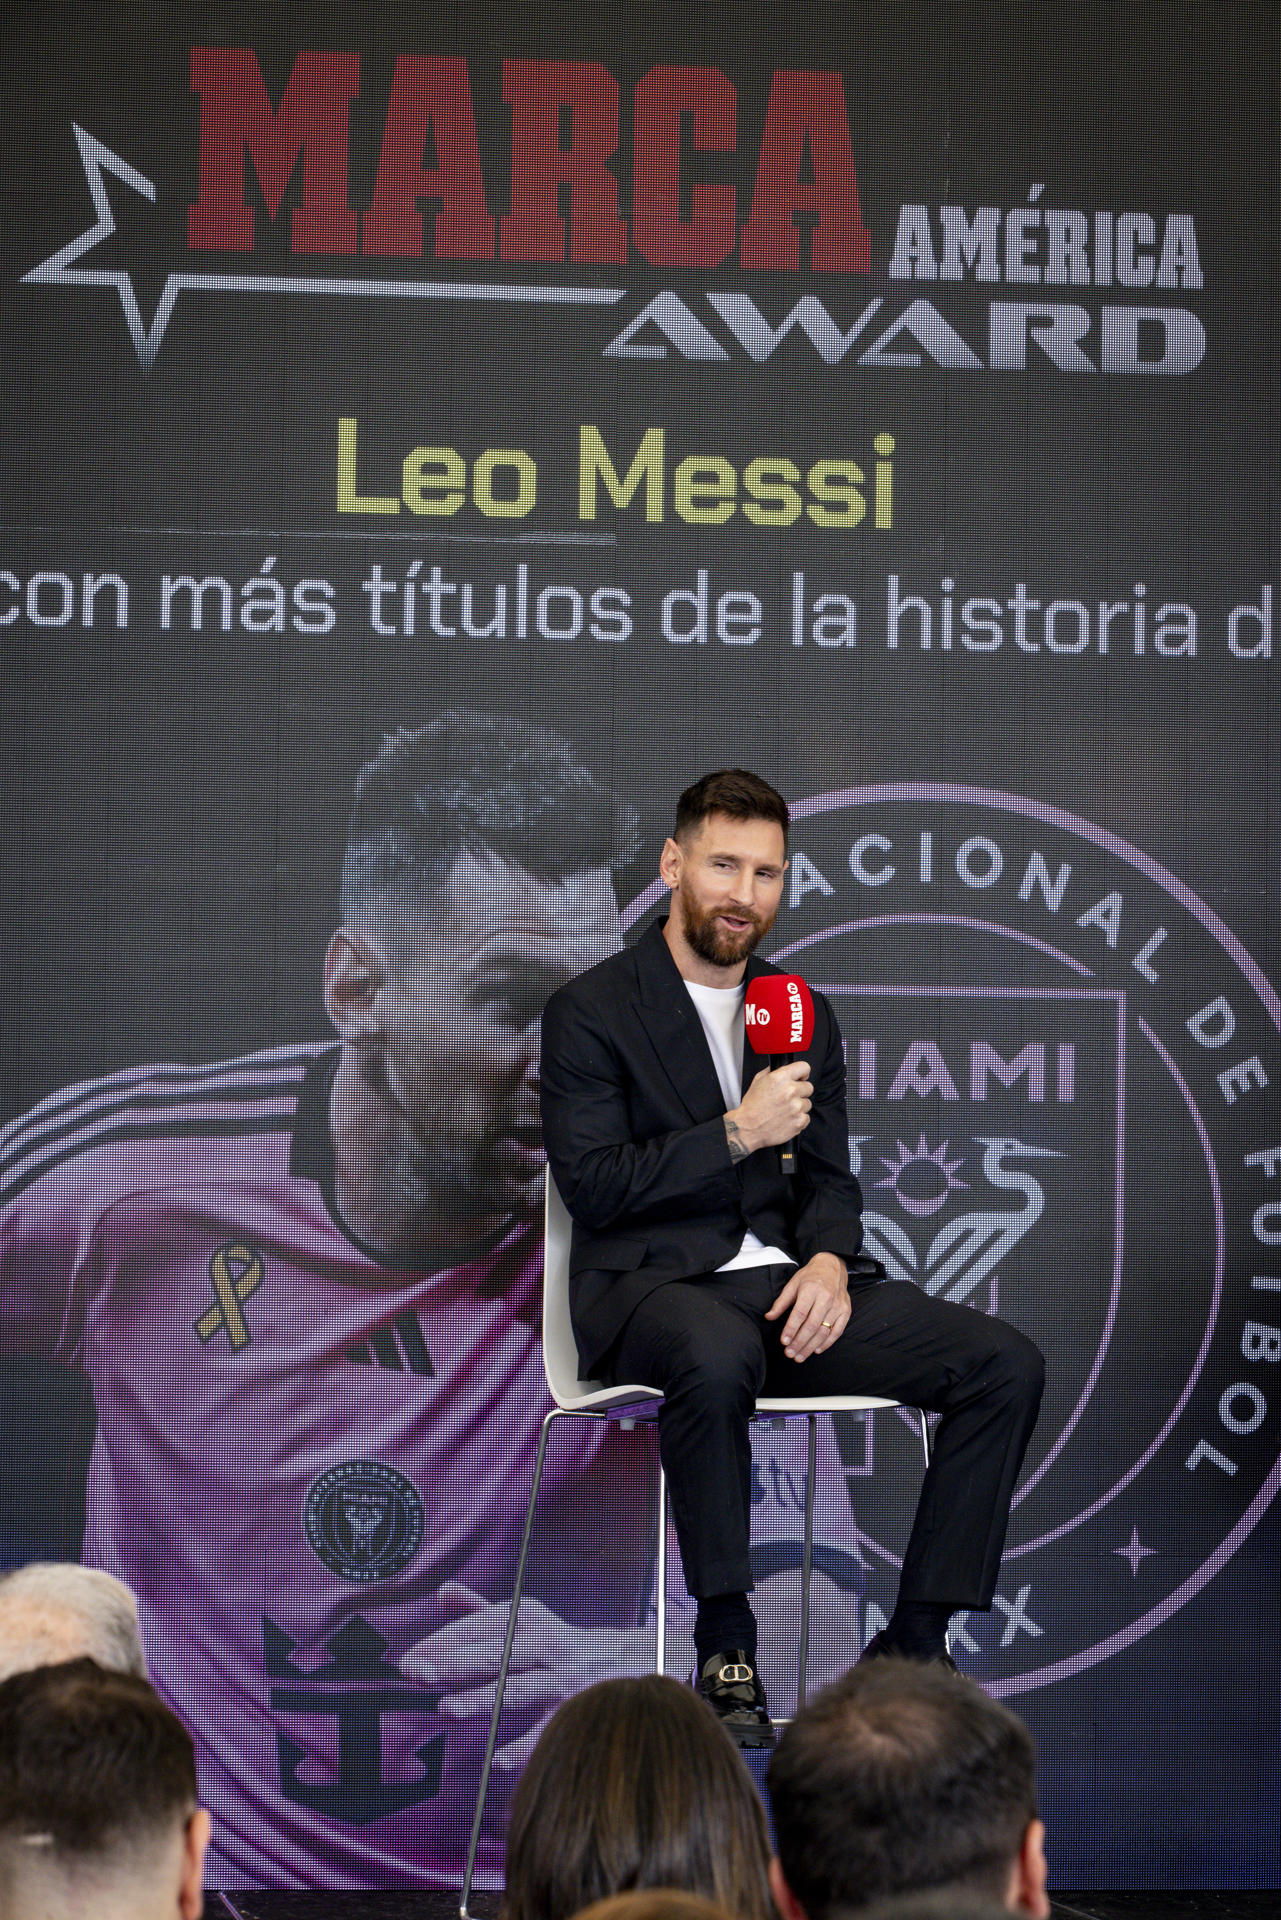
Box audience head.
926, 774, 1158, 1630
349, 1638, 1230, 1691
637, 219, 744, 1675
502, 1675, 774, 1920
768, 1660, 1048, 1918
0, 1658, 210, 1920
0, 1561, 146, 1681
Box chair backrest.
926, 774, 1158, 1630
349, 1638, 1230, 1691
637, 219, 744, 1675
542, 1169, 605, 1404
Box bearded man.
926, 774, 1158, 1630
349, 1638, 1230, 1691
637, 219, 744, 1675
541, 770, 1045, 1745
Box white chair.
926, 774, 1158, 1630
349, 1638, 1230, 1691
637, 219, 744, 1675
459, 1172, 932, 1917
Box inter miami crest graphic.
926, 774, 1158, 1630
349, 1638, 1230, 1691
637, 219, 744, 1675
623, 782, 1281, 1694
305, 1461, 425, 1583
863, 1133, 1065, 1309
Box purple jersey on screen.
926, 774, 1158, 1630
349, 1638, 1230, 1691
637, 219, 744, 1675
0, 1045, 643, 1889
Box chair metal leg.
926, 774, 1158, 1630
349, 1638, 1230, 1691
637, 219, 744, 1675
460, 1406, 566, 1919
655, 1461, 668, 1676
795, 1413, 817, 1713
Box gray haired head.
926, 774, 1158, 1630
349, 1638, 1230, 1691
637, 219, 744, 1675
0, 1563, 147, 1682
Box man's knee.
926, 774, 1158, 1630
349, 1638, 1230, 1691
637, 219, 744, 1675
986, 1320, 1046, 1410
945, 1311, 1044, 1412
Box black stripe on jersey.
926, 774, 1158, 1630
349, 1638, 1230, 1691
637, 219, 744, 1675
395, 1310, 435, 1377
0, 1114, 295, 1209
0, 1080, 310, 1188
370, 1325, 404, 1371
343, 1313, 435, 1378
0, 1050, 316, 1160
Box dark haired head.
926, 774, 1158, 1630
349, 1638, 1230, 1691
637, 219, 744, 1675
340, 710, 638, 924
673, 770, 789, 849
768, 1660, 1039, 1915
502, 1675, 774, 1920
0, 1658, 196, 1855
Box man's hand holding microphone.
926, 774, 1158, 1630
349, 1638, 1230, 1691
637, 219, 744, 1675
723, 974, 850, 1359
724, 1061, 813, 1161
724, 974, 816, 1170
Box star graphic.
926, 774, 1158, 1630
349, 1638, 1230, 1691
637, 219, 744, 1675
21, 125, 169, 367
24, 124, 626, 373
1112, 1526, 1157, 1576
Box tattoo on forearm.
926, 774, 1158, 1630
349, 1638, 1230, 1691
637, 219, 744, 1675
725, 1116, 749, 1162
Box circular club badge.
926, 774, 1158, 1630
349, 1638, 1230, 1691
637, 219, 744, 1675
304, 1460, 426, 1583
624, 783, 1281, 1694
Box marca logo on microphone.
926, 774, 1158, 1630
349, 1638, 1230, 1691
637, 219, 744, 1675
744, 974, 815, 1051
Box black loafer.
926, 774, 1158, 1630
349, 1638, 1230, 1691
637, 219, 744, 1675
694, 1649, 776, 1747
858, 1628, 960, 1673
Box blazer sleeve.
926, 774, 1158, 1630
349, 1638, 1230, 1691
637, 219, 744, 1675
540, 982, 741, 1234
789, 989, 867, 1266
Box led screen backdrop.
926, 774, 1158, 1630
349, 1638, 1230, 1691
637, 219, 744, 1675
0, 0, 1277, 1892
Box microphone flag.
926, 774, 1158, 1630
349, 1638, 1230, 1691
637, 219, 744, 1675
743, 974, 815, 1055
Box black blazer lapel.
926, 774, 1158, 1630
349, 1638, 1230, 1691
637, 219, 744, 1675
631, 919, 728, 1122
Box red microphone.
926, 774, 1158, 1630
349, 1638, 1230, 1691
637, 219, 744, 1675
744, 975, 815, 1174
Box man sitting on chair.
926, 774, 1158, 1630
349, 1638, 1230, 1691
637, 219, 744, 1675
540, 770, 1045, 1744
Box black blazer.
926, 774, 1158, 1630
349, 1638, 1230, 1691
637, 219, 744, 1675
540, 918, 868, 1375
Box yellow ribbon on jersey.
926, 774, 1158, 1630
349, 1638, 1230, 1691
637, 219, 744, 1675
194, 1242, 265, 1351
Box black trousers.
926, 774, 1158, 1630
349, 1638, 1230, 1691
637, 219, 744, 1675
602, 1264, 1045, 1608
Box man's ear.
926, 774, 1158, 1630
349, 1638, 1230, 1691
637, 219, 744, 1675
323, 928, 389, 1041
1009, 1816, 1050, 1917
768, 1854, 808, 1920
658, 835, 683, 892
179, 1807, 213, 1920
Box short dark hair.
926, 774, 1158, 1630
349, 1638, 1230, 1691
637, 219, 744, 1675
341, 709, 639, 921
768, 1661, 1038, 1915
501, 1675, 774, 1920
673, 770, 789, 847
0, 1659, 196, 1857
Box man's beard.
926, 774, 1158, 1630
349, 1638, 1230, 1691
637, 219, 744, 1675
681, 886, 776, 969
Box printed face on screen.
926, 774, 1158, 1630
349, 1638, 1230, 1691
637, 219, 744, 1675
377, 851, 622, 1214
662, 813, 788, 969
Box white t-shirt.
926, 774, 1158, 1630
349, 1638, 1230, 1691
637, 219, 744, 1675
683, 979, 794, 1274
